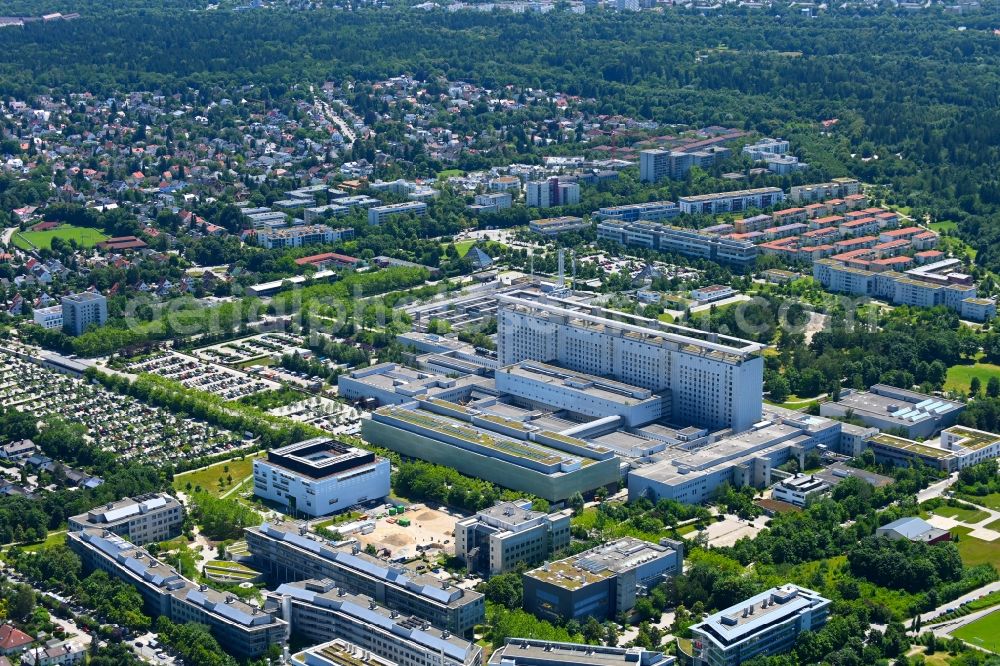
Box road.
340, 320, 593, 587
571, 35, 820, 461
917, 472, 958, 504
918, 581, 1000, 626
2, 226, 17, 246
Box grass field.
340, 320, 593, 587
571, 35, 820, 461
451, 239, 477, 257
970, 493, 1000, 512
950, 526, 1000, 567
12, 224, 108, 250
945, 361, 1000, 393
19, 531, 67, 552
929, 220, 959, 233
657, 312, 675, 324
953, 609, 1000, 653
931, 505, 991, 524
173, 452, 263, 497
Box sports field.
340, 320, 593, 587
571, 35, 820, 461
953, 609, 1000, 653
12, 224, 108, 250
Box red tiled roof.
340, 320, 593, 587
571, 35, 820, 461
0, 624, 33, 650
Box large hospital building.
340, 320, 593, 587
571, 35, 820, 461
496, 292, 764, 431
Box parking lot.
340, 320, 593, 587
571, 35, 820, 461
125, 351, 279, 400
194, 332, 309, 367
0, 351, 245, 465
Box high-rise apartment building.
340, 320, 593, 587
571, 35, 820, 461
61, 291, 107, 336
496, 292, 764, 431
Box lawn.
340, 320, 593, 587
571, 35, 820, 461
953, 609, 1000, 653
929, 220, 958, 233
945, 360, 1000, 393
950, 526, 1000, 567
19, 531, 66, 552
971, 493, 1000, 512
12, 224, 108, 250
173, 452, 263, 497
437, 169, 464, 179
451, 239, 476, 257
657, 312, 675, 324
931, 505, 990, 524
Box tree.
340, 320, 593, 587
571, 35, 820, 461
568, 492, 585, 514
11, 585, 35, 621
987, 376, 1000, 398
481, 573, 523, 609
970, 376, 982, 396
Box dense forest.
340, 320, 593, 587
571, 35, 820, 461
0, 3, 999, 265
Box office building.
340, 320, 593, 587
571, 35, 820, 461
961, 297, 997, 322
771, 474, 829, 507
292, 639, 398, 666
267, 579, 482, 666
820, 384, 963, 439
68, 530, 287, 658
640, 148, 730, 183
367, 201, 427, 226
526, 178, 580, 209
595, 201, 680, 223
61, 292, 107, 336
256, 225, 351, 250
363, 401, 621, 502
252, 438, 390, 518
489, 639, 674, 666
789, 178, 861, 203
245, 520, 485, 635
597, 220, 758, 269
522, 538, 683, 621
455, 500, 572, 577
628, 411, 841, 504
496, 292, 764, 431
32, 305, 63, 330
687, 585, 830, 666
867, 425, 1000, 473
678, 188, 785, 215
528, 216, 587, 236
494, 361, 670, 428
68, 493, 184, 545
876, 516, 951, 544
338, 362, 494, 407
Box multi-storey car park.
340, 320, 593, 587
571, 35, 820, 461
68, 529, 288, 658
244, 520, 485, 636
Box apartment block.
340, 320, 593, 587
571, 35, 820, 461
455, 500, 572, 577
496, 293, 764, 431
267, 580, 481, 666
688, 585, 830, 666
470, 192, 513, 214
526, 178, 580, 209
367, 201, 427, 226
522, 538, 683, 621
678, 187, 784, 215
32, 305, 63, 330
595, 201, 679, 223
252, 438, 390, 518
788, 178, 861, 204
596, 220, 758, 269
68, 493, 184, 545
640, 148, 730, 183
244, 520, 485, 635
68, 530, 287, 658
61, 291, 107, 336
256, 224, 351, 250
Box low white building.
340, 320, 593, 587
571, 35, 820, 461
253, 438, 390, 517
32, 305, 63, 330
771, 474, 829, 507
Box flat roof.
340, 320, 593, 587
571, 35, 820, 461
692, 585, 828, 648
489, 639, 672, 665
525, 538, 676, 591
504, 361, 657, 405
